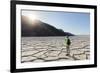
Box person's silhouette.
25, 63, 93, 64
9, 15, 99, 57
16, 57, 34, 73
65, 36, 71, 56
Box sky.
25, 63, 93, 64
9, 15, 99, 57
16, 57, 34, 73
22, 10, 90, 35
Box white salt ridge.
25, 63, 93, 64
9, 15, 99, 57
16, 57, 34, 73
21, 35, 90, 63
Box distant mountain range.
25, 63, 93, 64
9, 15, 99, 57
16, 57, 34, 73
21, 15, 74, 36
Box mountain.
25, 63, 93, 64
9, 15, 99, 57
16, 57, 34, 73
21, 15, 74, 36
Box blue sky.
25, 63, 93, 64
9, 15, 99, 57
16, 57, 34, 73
22, 10, 90, 35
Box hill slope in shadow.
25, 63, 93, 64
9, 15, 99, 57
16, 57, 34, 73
21, 15, 74, 37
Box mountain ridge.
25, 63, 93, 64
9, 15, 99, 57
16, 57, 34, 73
21, 15, 74, 36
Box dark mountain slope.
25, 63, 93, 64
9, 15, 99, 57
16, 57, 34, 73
21, 15, 74, 36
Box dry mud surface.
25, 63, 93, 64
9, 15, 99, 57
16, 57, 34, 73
21, 35, 90, 63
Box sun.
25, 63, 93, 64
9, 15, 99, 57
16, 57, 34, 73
27, 14, 38, 21
22, 13, 39, 26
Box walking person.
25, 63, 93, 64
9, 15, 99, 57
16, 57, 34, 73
65, 36, 71, 56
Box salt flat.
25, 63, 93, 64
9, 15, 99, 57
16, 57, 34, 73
21, 35, 90, 63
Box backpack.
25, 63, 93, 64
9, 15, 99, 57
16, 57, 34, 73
67, 38, 71, 45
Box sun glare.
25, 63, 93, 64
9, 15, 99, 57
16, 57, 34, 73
27, 14, 38, 21
24, 14, 39, 26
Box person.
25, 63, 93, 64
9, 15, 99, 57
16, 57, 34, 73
65, 36, 71, 56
